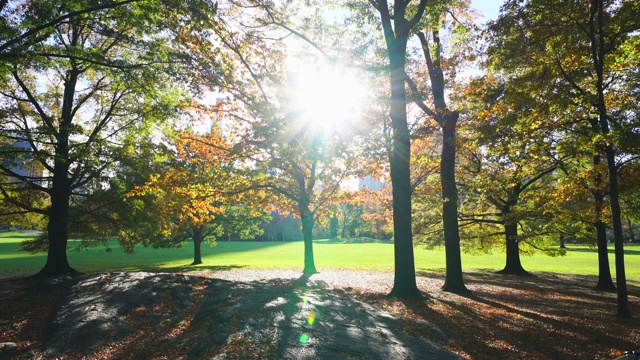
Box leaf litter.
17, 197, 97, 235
0, 268, 638, 359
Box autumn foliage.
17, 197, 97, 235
128, 129, 267, 263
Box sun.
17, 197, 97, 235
289, 64, 366, 136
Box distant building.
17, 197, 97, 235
358, 176, 386, 191
1, 136, 47, 187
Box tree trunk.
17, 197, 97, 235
416, 29, 468, 294
192, 228, 204, 265
35, 67, 80, 278
497, 218, 529, 276
440, 116, 469, 294
593, 157, 616, 291
627, 217, 635, 241
387, 36, 421, 299
329, 215, 338, 239
605, 145, 631, 317
594, 219, 615, 290
589, 0, 630, 318
37, 187, 78, 277
301, 210, 317, 274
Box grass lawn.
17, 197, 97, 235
1, 231, 639, 282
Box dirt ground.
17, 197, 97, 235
1, 268, 639, 359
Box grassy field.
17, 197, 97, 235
1, 231, 639, 282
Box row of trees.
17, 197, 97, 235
1, 0, 638, 318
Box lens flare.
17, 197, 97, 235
299, 333, 309, 344
307, 312, 316, 326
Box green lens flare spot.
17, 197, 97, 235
299, 333, 309, 344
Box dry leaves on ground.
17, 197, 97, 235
0, 268, 638, 359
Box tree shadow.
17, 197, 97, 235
314, 238, 393, 245
0, 231, 42, 242
12, 269, 640, 359
417, 269, 640, 297
406, 269, 640, 359
565, 247, 640, 256
42, 272, 204, 356
188, 272, 460, 359
209, 240, 294, 253
40, 271, 462, 359
145, 264, 247, 273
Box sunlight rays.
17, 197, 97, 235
287, 64, 366, 138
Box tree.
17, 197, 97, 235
0, 0, 141, 65
369, 0, 429, 299
260, 211, 302, 242
488, 0, 640, 317
404, 0, 479, 294
129, 130, 266, 265
484, 1, 617, 290
555, 140, 616, 291
206, 1, 367, 274
455, 73, 570, 275
0, 0, 220, 276
329, 212, 339, 239
219, 203, 271, 242
361, 187, 393, 240
230, 101, 360, 274
0, 186, 47, 231
620, 161, 640, 241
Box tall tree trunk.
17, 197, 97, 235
594, 219, 615, 290
605, 145, 630, 317
416, 30, 468, 294
374, 0, 428, 299
192, 228, 204, 265
593, 162, 615, 290
301, 210, 317, 274
440, 117, 469, 293
387, 37, 420, 299
497, 221, 529, 276
37, 181, 77, 277
584, 0, 630, 317
298, 202, 317, 274
35, 67, 80, 277
590, 0, 630, 316
593, 148, 615, 291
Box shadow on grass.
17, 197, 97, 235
314, 237, 393, 245
201, 240, 294, 254
160, 264, 247, 273
127, 264, 248, 274
564, 247, 640, 256
0, 231, 43, 241
417, 269, 640, 297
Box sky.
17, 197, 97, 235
472, 0, 503, 23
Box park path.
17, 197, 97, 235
41, 271, 461, 359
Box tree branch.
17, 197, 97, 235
0, 0, 141, 55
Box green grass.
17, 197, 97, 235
1, 231, 639, 282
